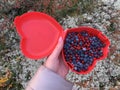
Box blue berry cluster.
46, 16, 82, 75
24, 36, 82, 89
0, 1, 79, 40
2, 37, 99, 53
63, 31, 105, 72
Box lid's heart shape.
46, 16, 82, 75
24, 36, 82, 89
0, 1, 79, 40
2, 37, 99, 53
14, 12, 63, 59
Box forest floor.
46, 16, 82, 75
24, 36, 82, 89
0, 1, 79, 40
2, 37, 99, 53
0, 0, 120, 90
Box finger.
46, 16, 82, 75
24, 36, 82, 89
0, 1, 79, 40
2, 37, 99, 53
64, 30, 67, 33
44, 36, 63, 71
59, 54, 69, 72
58, 54, 69, 77
50, 36, 63, 59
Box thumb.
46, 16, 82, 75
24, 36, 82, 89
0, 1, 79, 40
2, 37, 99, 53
49, 36, 63, 59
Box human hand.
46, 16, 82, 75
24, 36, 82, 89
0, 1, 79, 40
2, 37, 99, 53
44, 36, 69, 78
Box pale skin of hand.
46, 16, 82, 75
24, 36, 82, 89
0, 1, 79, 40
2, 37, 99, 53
44, 36, 69, 78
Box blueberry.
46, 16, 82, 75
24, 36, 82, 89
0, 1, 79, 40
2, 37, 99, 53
79, 41, 83, 46
84, 54, 89, 58
74, 66, 78, 71
72, 56, 76, 60
75, 62, 83, 72
78, 50, 82, 54
89, 57, 93, 62
74, 66, 81, 72
65, 38, 70, 42
66, 35, 70, 39
77, 67, 82, 72
83, 64, 88, 70
80, 57, 83, 60
71, 41, 74, 44
92, 36, 97, 40
83, 57, 88, 63
75, 36, 79, 42
65, 43, 71, 48
83, 64, 89, 70
89, 50, 93, 53
74, 43, 77, 46
77, 62, 83, 67
94, 55, 99, 58
72, 60, 77, 65
82, 47, 87, 51
87, 58, 93, 65
89, 37, 93, 42
80, 31, 88, 37
80, 53, 84, 57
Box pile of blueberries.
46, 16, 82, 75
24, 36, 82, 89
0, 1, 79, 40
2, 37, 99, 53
63, 31, 105, 72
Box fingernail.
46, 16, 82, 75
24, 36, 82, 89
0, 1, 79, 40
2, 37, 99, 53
59, 36, 62, 42
64, 30, 67, 32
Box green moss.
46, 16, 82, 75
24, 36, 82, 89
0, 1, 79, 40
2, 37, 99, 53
0, 37, 6, 51
0, 43, 6, 51
99, 82, 105, 90
108, 22, 116, 32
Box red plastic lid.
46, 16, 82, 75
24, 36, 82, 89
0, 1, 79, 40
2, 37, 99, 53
14, 12, 63, 59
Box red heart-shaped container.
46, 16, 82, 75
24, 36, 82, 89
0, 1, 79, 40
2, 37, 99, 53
62, 27, 110, 74
14, 11, 110, 74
